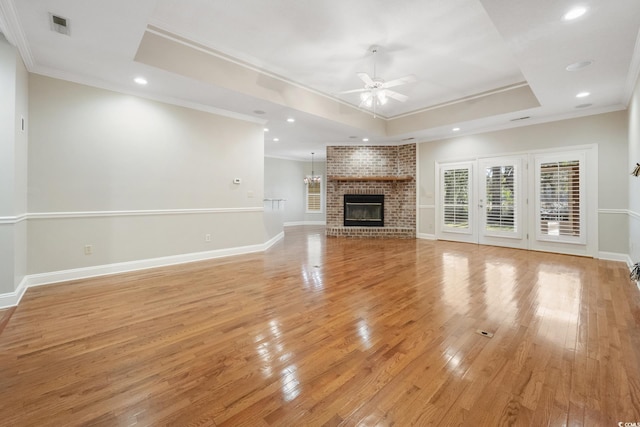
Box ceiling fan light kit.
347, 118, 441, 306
340, 46, 415, 117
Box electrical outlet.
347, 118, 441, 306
84, 245, 93, 255
205, 234, 211, 242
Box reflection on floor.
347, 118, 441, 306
0, 225, 637, 425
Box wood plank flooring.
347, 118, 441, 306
1, 225, 639, 425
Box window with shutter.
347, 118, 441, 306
442, 167, 470, 231
306, 180, 322, 213
484, 164, 517, 233
535, 154, 585, 244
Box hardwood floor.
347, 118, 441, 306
1, 225, 639, 426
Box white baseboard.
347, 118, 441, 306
598, 251, 631, 263
417, 233, 436, 240
0, 233, 285, 309
284, 221, 326, 227
0, 277, 28, 309
264, 232, 284, 250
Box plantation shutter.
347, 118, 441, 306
484, 164, 517, 233
306, 180, 322, 212
535, 154, 585, 244
442, 166, 471, 231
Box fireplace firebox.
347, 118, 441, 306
344, 194, 384, 227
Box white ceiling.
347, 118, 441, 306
1, 0, 639, 160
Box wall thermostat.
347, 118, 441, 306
233, 178, 242, 184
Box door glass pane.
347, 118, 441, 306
443, 168, 469, 229
485, 165, 516, 232
538, 160, 581, 239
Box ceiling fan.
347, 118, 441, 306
339, 47, 416, 117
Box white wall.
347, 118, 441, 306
27, 75, 265, 274
264, 157, 326, 225
629, 73, 640, 263
418, 111, 629, 255
0, 34, 28, 294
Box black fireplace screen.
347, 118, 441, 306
344, 194, 384, 227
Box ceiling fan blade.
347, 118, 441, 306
337, 88, 369, 95
382, 74, 417, 89
357, 72, 375, 86
384, 90, 409, 103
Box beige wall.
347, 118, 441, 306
629, 73, 640, 262
27, 75, 265, 275
264, 157, 326, 225
418, 111, 629, 255
0, 35, 28, 294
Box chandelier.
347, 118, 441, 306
303, 152, 321, 185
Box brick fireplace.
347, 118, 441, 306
326, 145, 416, 238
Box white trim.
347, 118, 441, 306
144, 23, 385, 120
264, 231, 284, 250
598, 251, 631, 262
29, 65, 266, 125
417, 233, 436, 240
391, 82, 529, 120
419, 105, 625, 145
284, 221, 326, 227
0, 233, 286, 309
0, 213, 27, 224
27, 207, 263, 220
0, 0, 34, 69
598, 209, 629, 215
419, 205, 435, 209
1, 208, 264, 223
0, 276, 27, 309
624, 27, 640, 106
629, 210, 640, 221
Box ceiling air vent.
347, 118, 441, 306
49, 13, 70, 35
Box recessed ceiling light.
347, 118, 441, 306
286, 118, 295, 123
263, 128, 269, 132
134, 77, 148, 85
566, 60, 593, 71
362, 138, 369, 142
562, 6, 587, 21
273, 138, 279, 142
452, 127, 461, 132
576, 91, 590, 98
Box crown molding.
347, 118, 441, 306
416, 103, 626, 144
0, 0, 34, 69
30, 65, 266, 125
624, 27, 640, 106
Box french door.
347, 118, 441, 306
436, 148, 595, 256
478, 157, 527, 249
